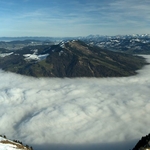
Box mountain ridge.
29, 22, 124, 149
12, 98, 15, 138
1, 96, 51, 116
0, 40, 148, 77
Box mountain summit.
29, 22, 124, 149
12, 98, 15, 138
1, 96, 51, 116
0, 40, 147, 77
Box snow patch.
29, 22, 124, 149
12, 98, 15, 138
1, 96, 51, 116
23, 53, 49, 61
38, 54, 49, 60
0, 52, 13, 57
60, 43, 65, 48
0, 137, 17, 150
59, 50, 64, 56
23, 54, 39, 60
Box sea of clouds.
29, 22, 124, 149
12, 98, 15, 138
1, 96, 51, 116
0, 55, 150, 150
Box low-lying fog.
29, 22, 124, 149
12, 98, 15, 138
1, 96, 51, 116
0, 55, 150, 150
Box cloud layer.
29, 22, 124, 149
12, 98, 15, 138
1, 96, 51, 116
0, 55, 150, 150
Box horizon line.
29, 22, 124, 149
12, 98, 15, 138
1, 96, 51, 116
0, 33, 150, 38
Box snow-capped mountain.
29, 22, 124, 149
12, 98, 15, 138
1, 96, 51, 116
0, 34, 150, 54
81, 34, 150, 54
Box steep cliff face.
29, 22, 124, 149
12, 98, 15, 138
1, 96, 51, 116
0, 40, 147, 77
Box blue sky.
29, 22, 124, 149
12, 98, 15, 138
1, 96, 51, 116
0, 0, 150, 37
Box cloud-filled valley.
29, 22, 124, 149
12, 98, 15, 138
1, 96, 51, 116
0, 55, 150, 150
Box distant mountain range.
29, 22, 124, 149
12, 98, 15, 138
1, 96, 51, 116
1, 34, 150, 54
81, 34, 150, 54
0, 40, 147, 77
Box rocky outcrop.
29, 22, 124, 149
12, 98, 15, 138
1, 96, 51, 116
132, 134, 150, 150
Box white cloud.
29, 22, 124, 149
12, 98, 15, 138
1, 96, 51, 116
0, 56, 150, 150
109, 0, 150, 19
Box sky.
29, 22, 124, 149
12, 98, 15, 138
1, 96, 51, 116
0, 55, 150, 150
0, 0, 150, 37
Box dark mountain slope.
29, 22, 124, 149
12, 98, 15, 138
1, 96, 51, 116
0, 40, 147, 77
132, 133, 150, 150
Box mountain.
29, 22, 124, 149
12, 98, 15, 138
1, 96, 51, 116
0, 40, 147, 77
0, 135, 33, 150
1, 34, 150, 54
0, 39, 54, 50
132, 133, 150, 150
81, 34, 150, 54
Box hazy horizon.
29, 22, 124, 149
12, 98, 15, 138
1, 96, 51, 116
0, 33, 150, 38
0, 0, 150, 37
